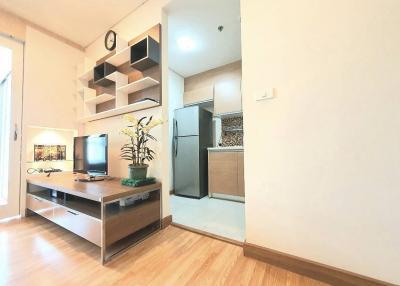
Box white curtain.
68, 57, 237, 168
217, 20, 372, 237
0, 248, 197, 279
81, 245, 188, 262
0, 73, 11, 203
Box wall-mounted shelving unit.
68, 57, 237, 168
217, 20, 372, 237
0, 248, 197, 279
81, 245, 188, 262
76, 25, 162, 123
78, 69, 93, 82
79, 99, 159, 123
105, 71, 128, 86
79, 87, 96, 97
84, 93, 115, 105
105, 46, 130, 66
117, 77, 159, 94
77, 86, 84, 95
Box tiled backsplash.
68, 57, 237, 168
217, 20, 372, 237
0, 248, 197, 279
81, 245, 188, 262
220, 116, 243, 146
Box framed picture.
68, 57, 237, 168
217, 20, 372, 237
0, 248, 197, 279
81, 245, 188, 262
34, 145, 66, 161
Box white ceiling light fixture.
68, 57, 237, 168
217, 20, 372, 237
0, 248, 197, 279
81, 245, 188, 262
177, 36, 196, 52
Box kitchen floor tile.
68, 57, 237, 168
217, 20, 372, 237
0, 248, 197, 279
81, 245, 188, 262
170, 194, 245, 242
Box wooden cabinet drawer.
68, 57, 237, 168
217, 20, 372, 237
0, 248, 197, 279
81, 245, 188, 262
26, 194, 54, 220
53, 206, 101, 246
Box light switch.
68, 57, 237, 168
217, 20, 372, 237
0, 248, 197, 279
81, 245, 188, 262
254, 88, 275, 101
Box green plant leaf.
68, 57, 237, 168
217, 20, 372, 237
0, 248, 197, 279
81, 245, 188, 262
121, 156, 133, 160
146, 134, 156, 141
138, 116, 147, 126
146, 116, 153, 126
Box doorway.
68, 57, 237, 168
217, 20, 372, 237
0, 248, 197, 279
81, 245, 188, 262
166, 0, 245, 243
0, 35, 24, 220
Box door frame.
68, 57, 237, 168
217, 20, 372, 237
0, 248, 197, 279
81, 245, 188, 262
0, 34, 24, 220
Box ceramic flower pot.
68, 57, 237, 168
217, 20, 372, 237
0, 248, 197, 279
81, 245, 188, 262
128, 164, 148, 180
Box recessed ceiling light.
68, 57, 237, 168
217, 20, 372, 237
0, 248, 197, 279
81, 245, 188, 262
177, 36, 195, 52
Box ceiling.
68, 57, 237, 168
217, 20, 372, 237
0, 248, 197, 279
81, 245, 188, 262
166, 0, 241, 78
0, 0, 147, 47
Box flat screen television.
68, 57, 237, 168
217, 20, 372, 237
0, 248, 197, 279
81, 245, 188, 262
73, 134, 108, 176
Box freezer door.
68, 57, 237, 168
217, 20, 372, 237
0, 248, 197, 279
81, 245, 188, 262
174, 106, 199, 136
174, 136, 200, 197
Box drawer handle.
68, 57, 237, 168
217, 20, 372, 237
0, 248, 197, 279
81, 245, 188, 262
67, 210, 78, 216
33, 197, 42, 202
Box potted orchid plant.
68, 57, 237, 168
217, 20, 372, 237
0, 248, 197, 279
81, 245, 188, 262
120, 114, 162, 180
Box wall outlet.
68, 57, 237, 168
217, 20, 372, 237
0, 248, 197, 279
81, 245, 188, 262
254, 88, 275, 101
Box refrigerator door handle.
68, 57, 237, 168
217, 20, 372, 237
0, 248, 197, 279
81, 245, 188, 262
175, 136, 178, 157
173, 137, 175, 157
174, 120, 178, 157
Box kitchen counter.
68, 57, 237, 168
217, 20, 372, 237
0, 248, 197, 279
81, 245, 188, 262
207, 146, 244, 152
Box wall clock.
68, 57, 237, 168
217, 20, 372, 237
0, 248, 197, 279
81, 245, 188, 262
105, 30, 117, 51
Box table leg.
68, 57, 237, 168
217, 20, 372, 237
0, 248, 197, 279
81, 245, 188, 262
100, 202, 106, 265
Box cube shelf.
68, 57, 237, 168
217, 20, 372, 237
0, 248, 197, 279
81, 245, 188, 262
94, 62, 116, 87
130, 36, 160, 71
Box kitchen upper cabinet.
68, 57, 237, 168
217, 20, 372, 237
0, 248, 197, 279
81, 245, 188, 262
214, 78, 242, 115
183, 85, 214, 106
183, 61, 241, 108
208, 151, 245, 199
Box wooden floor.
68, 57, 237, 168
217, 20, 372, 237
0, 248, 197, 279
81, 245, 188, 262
0, 216, 329, 286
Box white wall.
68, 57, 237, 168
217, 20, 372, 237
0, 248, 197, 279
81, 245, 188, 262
20, 26, 83, 213
167, 69, 184, 190
23, 27, 83, 130
241, 0, 400, 284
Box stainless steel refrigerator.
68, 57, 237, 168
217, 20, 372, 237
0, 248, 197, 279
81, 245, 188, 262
173, 106, 213, 198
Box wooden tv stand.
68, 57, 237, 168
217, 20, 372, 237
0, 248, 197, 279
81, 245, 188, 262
26, 172, 161, 264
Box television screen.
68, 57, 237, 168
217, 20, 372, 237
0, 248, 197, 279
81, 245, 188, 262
73, 134, 108, 175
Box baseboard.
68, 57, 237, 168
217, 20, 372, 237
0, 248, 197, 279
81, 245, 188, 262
243, 242, 394, 286
210, 192, 245, 203
171, 222, 243, 247
161, 215, 172, 229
